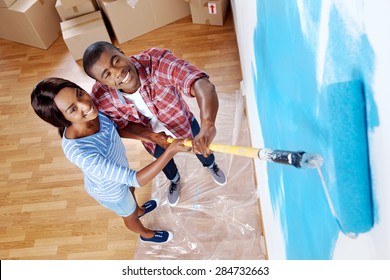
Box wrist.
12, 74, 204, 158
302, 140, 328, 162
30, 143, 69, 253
165, 144, 176, 155
201, 119, 215, 127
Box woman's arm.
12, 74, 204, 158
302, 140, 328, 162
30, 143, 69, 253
136, 139, 189, 185
118, 122, 170, 149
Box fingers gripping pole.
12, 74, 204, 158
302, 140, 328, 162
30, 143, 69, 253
167, 137, 260, 158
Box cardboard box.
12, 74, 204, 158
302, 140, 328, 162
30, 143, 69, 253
150, 0, 191, 27
98, 0, 190, 44
183, 0, 207, 7
55, 0, 99, 21
189, 0, 229, 26
0, 0, 16, 8
60, 0, 90, 9
98, 0, 155, 44
0, 0, 61, 49
61, 10, 111, 60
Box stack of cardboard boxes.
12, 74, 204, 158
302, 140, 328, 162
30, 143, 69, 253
0, 0, 61, 49
58, 0, 191, 59
56, 0, 111, 60
0, 0, 229, 58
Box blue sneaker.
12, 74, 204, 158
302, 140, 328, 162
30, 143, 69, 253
138, 199, 160, 218
140, 231, 173, 243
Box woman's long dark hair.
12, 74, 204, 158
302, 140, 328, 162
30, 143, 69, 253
31, 77, 83, 137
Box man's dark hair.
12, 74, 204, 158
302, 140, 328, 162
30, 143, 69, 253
82, 41, 122, 79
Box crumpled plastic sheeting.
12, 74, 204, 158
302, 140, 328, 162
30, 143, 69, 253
126, 0, 138, 8
134, 92, 265, 260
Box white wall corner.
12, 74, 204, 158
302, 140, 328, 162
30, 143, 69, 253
240, 80, 246, 96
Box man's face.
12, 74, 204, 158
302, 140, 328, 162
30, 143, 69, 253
90, 48, 141, 93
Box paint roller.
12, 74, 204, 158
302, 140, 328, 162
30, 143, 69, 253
167, 79, 373, 237
320, 80, 373, 235
167, 138, 323, 169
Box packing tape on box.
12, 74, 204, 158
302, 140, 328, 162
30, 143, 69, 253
184, 0, 208, 6
61, 17, 102, 32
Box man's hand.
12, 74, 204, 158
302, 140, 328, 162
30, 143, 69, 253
192, 121, 216, 157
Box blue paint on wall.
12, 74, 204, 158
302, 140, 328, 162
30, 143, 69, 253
253, 0, 379, 259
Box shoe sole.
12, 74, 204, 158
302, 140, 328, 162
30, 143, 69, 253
168, 196, 179, 207
213, 178, 227, 186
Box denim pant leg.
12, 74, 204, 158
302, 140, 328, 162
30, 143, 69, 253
153, 145, 179, 181
191, 118, 215, 167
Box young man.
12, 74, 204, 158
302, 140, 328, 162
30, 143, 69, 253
82, 42, 227, 207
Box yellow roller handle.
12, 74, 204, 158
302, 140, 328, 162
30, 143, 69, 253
167, 137, 260, 158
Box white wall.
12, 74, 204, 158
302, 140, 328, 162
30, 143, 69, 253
230, 0, 390, 259
230, 0, 285, 259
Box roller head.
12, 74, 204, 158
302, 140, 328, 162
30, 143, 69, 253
322, 80, 373, 234
259, 149, 323, 168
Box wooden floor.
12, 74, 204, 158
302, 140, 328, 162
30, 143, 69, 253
0, 12, 246, 259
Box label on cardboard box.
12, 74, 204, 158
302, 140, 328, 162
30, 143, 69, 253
208, 2, 216, 14
189, 0, 229, 26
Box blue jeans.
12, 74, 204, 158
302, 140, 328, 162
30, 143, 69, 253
153, 118, 215, 181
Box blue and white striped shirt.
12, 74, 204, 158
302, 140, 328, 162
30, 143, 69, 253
62, 112, 139, 202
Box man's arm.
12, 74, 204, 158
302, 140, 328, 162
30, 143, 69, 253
191, 77, 219, 157
118, 122, 170, 149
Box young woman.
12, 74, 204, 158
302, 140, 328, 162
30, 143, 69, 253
31, 77, 189, 243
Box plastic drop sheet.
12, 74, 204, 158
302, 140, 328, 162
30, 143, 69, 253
134, 92, 265, 260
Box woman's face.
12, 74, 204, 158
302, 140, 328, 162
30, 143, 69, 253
54, 87, 98, 124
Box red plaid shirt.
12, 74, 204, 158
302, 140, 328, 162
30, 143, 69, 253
91, 48, 208, 154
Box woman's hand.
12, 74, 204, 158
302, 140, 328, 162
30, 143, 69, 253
166, 138, 192, 154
